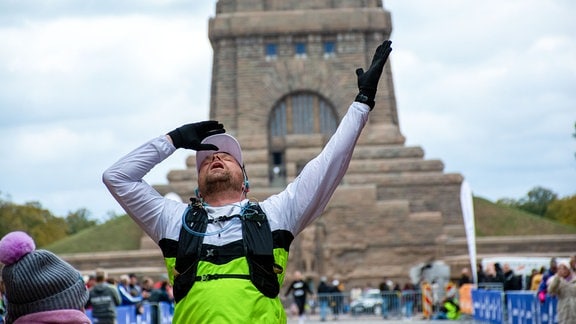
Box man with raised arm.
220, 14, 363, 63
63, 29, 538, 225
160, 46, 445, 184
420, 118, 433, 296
103, 40, 392, 323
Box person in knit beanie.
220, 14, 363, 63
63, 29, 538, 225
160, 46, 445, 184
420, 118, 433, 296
0, 231, 90, 324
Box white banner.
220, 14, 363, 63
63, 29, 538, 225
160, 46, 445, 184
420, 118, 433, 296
460, 180, 477, 284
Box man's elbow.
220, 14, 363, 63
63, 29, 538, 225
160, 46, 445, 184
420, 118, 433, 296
102, 166, 122, 189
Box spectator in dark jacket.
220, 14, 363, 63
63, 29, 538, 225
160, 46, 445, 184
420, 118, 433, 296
149, 281, 174, 303
503, 264, 523, 291
87, 269, 121, 324
458, 267, 472, 287
477, 263, 487, 284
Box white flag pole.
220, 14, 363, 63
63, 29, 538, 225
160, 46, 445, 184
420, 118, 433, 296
460, 180, 478, 284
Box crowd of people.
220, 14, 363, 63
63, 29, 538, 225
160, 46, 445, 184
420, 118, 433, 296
474, 257, 576, 323
282, 272, 428, 322
282, 272, 347, 322
473, 257, 576, 294
83, 270, 174, 323
282, 257, 576, 322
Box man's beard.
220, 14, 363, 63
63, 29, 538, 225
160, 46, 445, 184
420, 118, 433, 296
201, 169, 243, 197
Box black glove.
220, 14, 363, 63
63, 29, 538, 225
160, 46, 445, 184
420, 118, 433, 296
167, 121, 225, 151
355, 40, 392, 110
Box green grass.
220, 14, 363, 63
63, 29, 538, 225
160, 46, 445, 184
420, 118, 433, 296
42, 197, 576, 253
473, 196, 576, 236
44, 215, 143, 253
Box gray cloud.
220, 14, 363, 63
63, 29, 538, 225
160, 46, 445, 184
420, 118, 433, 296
0, 0, 213, 26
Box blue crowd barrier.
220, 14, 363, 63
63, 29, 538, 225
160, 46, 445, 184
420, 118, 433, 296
86, 302, 173, 324
473, 289, 558, 324
538, 295, 558, 324
472, 289, 504, 324
507, 292, 537, 324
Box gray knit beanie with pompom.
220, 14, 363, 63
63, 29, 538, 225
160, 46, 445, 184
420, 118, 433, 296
0, 231, 89, 323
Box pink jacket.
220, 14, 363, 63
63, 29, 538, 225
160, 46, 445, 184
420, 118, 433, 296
12, 309, 91, 324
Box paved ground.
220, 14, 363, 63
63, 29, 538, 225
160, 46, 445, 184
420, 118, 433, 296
287, 314, 476, 323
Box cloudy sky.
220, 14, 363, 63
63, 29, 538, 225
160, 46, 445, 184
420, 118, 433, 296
1, 0, 574, 221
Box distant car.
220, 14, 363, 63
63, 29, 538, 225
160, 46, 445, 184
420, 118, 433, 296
350, 289, 382, 315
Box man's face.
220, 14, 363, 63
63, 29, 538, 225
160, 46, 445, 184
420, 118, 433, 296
198, 152, 244, 196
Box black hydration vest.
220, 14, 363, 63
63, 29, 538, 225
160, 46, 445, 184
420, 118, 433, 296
172, 200, 281, 302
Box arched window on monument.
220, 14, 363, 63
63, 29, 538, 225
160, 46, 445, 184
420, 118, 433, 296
268, 92, 338, 186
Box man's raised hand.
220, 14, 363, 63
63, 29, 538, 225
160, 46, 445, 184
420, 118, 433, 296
354, 40, 392, 110
168, 121, 225, 151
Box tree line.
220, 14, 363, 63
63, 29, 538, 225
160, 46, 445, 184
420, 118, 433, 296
496, 186, 576, 228
0, 192, 107, 247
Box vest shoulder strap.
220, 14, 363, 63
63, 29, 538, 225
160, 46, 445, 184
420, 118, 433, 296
172, 203, 207, 302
